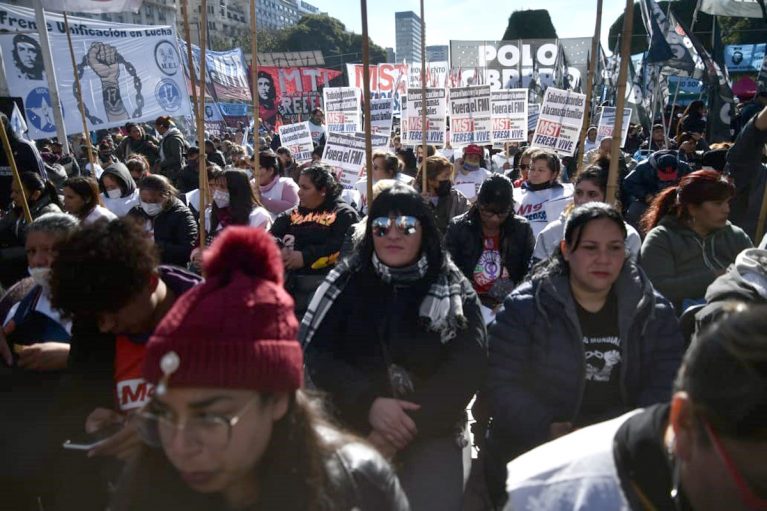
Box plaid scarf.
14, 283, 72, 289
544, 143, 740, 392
300, 253, 474, 349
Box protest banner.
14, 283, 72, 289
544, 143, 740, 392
531, 87, 587, 157
724, 43, 766, 73
491, 88, 528, 144
321, 132, 369, 188
449, 85, 492, 145
323, 87, 362, 133
401, 88, 447, 146
0, 4, 193, 140
370, 97, 393, 137
346, 62, 407, 115
449, 39, 590, 92
596, 106, 632, 146
255, 66, 343, 127
278, 122, 314, 163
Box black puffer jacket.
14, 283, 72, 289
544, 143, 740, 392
128, 197, 197, 266
445, 208, 534, 287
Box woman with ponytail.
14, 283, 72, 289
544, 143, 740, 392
640, 170, 752, 312
0, 172, 63, 287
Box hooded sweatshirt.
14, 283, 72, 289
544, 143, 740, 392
696, 248, 767, 329
640, 215, 753, 311
100, 162, 139, 217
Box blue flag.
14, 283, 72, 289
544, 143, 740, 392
639, 0, 675, 63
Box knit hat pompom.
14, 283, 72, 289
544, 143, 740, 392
203, 226, 284, 286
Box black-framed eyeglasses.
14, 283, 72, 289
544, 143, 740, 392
135, 396, 260, 450
479, 206, 511, 219
371, 216, 419, 237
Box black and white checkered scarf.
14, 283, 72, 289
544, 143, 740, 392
299, 253, 473, 349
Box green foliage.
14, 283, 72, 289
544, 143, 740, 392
502, 9, 558, 40
607, 0, 767, 54
239, 14, 386, 69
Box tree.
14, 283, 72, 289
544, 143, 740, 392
607, 0, 767, 54
239, 14, 386, 70
502, 10, 558, 40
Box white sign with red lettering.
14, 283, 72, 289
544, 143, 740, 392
531, 87, 587, 157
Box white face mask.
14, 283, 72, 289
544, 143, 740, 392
213, 189, 230, 208
28, 266, 51, 291
106, 188, 122, 199
141, 201, 163, 217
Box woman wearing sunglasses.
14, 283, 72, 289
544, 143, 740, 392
301, 183, 487, 511
112, 227, 409, 511
446, 174, 534, 311
414, 154, 470, 234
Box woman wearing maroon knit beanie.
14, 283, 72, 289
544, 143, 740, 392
111, 227, 409, 511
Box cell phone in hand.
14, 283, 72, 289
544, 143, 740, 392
62, 423, 123, 451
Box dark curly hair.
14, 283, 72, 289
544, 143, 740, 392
299, 163, 342, 202
50, 219, 159, 318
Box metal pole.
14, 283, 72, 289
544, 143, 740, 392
419, 0, 427, 193
33, 0, 69, 155
197, 0, 209, 248
360, 0, 374, 204
607, 0, 634, 206
63, 12, 96, 171
575, 0, 603, 176
0, 120, 32, 223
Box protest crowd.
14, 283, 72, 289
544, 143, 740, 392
1, 1, 767, 510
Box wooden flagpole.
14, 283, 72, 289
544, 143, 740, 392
63, 12, 96, 172
197, 0, 209, 248
419, 0, 427, 193
575, 0, 603, 176
0, 119, 32, 223
607, 0, 634, 206
360, 0, 374, 204
250, 0, 260, 150
181, 0, 200, 142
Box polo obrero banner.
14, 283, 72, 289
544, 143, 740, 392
0, 3, 192, 140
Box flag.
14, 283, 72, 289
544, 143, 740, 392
758, 51, 767, 92
40, 0, 144, 12
663, 12, 706, 80
10, 102, 29, 141
697, 0, 767, 19
639, 0, 675, 64
675, 16, 735, 141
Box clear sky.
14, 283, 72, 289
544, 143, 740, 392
306, 0, 628, 54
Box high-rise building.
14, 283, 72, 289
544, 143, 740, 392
426, 45, 448, 63
7, 0, 178, 27
395, 11, 421, 64
385, 47, 396, 64
255, 0, 320, 32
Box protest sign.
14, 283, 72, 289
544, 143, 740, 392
346, 62, 407, 115
528, 102, 540, 132
323, 87, 362, 133
370, 97, 393, 137
0, 4, 193, 140
278, 122, 314, 163
531, 87, 587, 157
491, 89, 528, 144
321, 132, 368, 188
449, 85, 492, 145
257, 66, 342, 127
401, 88, 447, 146
596, 106, 632, 146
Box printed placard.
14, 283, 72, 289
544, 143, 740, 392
449, 85, 492, 145
491, 89, 528, 144
531, 87, 587, 156
401, 88, 447, 146
278, 122, 314, 163
323, 87, 362, 133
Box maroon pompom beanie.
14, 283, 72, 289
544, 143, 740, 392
143, 227, 303, 393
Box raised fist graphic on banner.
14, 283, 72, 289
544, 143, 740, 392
87, 42, 128, 121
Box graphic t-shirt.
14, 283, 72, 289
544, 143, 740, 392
472, 234, 508, 294
574, 290, 624, 427
114, 336, 153, 412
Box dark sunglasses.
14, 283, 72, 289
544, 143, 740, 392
518, 164, 530, 170
479, 206, 511, 218
371, 216, 419, 237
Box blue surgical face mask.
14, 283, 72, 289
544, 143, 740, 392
463, 162, 480, 172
